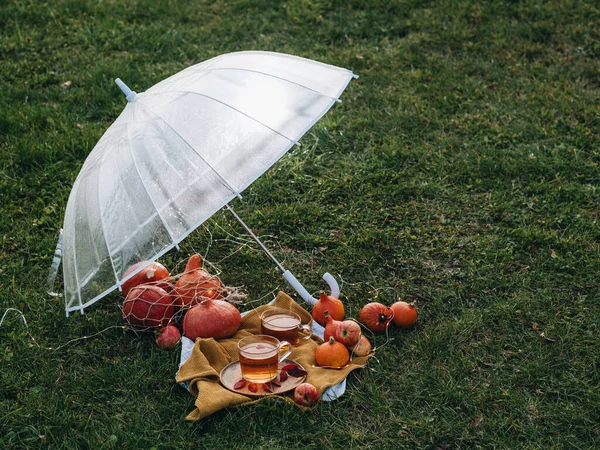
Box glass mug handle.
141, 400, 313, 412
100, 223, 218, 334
298, 323, 312, 343
278, 341, 292, 362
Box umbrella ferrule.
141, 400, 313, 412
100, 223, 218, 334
115, 78, 137, 102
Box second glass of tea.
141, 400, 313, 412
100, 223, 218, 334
260, 308, 312, 346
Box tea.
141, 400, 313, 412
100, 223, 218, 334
238, 341, 280, 383
260, 309, 312, 346
261, 313, 302, 344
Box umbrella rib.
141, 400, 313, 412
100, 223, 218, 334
71, 169, 114, 312
67, 184, 84, 313
96, 146, 125, 290
163, 90, 301, 147
200, 67, 343, 103
65, 178, 84, 312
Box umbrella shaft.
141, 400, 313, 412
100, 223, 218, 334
225, 204, 286, 273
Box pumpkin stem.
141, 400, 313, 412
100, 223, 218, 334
329, 336, 336, 345
324, 310, 330, 320
185, 254, 202, 272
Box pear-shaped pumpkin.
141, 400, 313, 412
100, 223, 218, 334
323, 310, 342, 342
172, 254, 224, 308
312, 292, 344, 325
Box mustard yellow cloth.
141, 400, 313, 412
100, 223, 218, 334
176, 291, 370, 421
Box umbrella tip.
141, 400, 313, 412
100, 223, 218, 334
115, 78, 137, 102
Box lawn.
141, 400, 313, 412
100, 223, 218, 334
1, 0, 600, 448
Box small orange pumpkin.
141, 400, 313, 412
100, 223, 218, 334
390, 301, 418, 328
359, 302, 393, 333
121, 260, 171, 298
315, 337, 349, 368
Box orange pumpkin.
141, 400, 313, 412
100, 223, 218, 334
359, 302, 393, 333
182, 299, 241, 340
312, 292, 344, 325
323, 310, 342, 342
315, 337, 349, 368
172, 254, 223, 308
390, 301, 418, 328
121, 260, 171, 298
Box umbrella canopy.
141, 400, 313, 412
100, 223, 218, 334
61, 51, 356, 315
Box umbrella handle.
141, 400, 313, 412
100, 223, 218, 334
322, 272, 341, 298
282, 270, 341, 305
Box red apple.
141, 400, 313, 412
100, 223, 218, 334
294, 383, 319, 407
156, 325, 181, 349
351, 334, 372, 356
334, 320, 361, 347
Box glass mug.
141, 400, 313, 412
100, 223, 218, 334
260, 308, 312, 346
237, 335, 292, 383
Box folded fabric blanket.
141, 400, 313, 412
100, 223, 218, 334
176, 291, 370, 421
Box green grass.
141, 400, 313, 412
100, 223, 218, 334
2, 0, 600, 448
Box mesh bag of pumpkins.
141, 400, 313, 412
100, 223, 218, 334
120, 253, 245, 349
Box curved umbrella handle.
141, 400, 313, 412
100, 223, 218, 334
322, 272, 340, 298
282, 270, 341, 305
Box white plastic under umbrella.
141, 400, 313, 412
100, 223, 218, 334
57, 51, 357, 316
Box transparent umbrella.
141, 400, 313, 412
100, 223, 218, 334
55, 51, 357, 316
